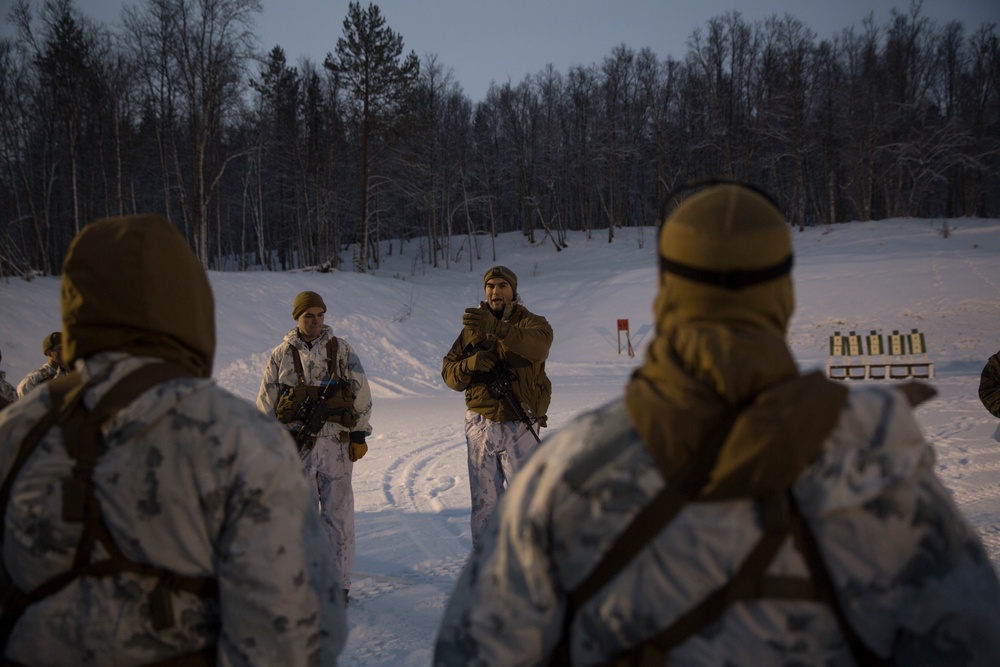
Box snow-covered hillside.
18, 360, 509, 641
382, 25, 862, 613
1, 217, 998, 665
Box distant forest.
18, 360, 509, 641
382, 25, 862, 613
1, 0, 998, 276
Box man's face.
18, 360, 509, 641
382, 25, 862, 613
46, 344, 63, 368
297, 307, 325, 342
484, 278, 514, 313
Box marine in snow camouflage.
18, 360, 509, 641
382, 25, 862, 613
257, 324, 374, 590
15, 363, 65, 398
1, 212, 347, 665
435, 182, 1000, 666
442, 296, 553, 550
434, 388, 1000, 666
0, 352, 347, 666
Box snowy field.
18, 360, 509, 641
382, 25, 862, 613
1, 217, 999, 665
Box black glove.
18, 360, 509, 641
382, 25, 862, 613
461, 349, 498, 375
463, 306, 508, 338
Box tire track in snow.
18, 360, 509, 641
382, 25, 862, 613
381, 430, 464, 512
379, 429, 469, 561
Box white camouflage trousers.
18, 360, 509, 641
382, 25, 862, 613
464, 410, 539, 549
304, 435, 355, 589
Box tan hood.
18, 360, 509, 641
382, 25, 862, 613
61, 214, 215, 378
625, 184, 846, 497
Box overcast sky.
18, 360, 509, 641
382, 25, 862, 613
2, 0, 998, 101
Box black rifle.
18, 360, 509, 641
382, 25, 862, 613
291, 378, 344, 456
483, 362, 541, 443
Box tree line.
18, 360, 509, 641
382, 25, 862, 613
1, 0, 997, 277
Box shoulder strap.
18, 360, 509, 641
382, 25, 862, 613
789, 498, 891, 667
0, 371, 93, 544
326, 337, 339, 379
291, 338, 340, 386
557, 378, 880, 665
614, 493, 816, 664
553, 410, 740, 663
291, 346, 306, 385
601, 492, 888, 667
566, 415, 736, 608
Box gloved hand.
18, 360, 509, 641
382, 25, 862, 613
463, 305, 509, 338
349, 432, 368, 462
461, 349, 498, 375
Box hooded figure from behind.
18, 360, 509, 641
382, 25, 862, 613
0, 214, 346, 666
434, 183, 1000, 667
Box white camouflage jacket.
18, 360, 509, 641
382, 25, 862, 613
0, 353, 347, 666
256, 326, 373, 441
16, 363, 65, 398
434, 384, 1000, 666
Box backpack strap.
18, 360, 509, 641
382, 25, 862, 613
553, 410, 740, 663
0, 370, 98, 545
790, 497, 891, 667
556, 382, 882, 665
291, 347, 306, 385
612, 493, 817, 665
597, 492, 890, 667
0, 362, 218, 653
327, 337, 339, 379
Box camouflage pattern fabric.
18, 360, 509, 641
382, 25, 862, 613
15, 363, 65, 398
304, 435, 355, 588
434, 385, 1000, 666
442, 297, 552, 550
980, 351, 1000, 418
464, 410, 539, 549
0, 352, 346, 666
257, 325, 373, 589
0, 370, 15, 405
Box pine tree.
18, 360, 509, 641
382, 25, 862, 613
325, 2, 419, 272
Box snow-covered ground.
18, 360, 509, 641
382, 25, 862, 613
1, 217, 998, 665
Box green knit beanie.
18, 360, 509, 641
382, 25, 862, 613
483, 266, 517, 294
293, 291, 327, 320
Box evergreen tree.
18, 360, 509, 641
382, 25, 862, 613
325, 2, 419, 272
